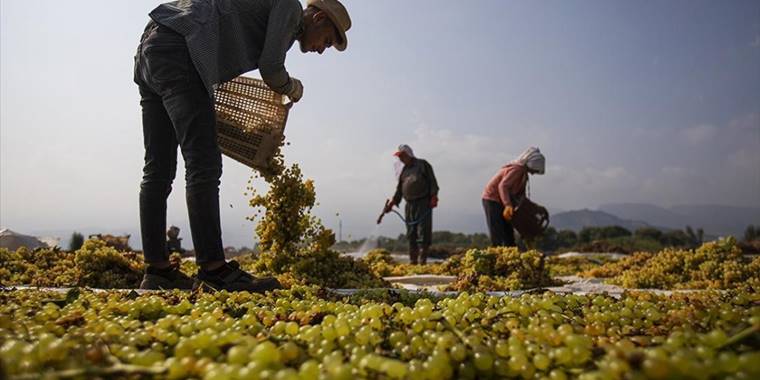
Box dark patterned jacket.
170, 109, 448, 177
148, 0, 303, 97
392, 158, 439, 204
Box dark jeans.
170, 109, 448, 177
134, 22, 224, 265
483, 199, 515, 247
405, 197, 433, 251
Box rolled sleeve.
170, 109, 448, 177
258, 0, 302, 93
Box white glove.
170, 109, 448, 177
287, 78, 303, 103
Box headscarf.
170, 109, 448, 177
511, 147, 545, 174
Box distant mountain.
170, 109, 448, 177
550, 209, 650, 232
598, 203, 686, 228
599, 203, 760, 237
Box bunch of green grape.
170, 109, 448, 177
288, 249, 388, 289
580, 252, 654, 279
358, 249, 462, 278
446, 247, 557, 291
545, 256, 612, 277
1, 287, 759, 380
247, 162, 320, 257
0, 246, 76, 286
583, 238, 759, 290
0, 239, 146, 289
242, 150, 388, 289
74, 239, 145, 289
360, 249, 399, 278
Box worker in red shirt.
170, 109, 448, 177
481, 147, 545, 246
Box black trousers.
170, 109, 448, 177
405, 197, 433, 251
483, 199, 515, 247
134, 22, 224, 265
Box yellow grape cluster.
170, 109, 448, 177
242, 149, 388, 289
248, 163, 320, 256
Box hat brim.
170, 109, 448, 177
324, 13, 347, 51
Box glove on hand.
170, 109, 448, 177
287, 78, 303, 102
502, 206, 514, 221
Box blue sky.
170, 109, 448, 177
1, 0, 759, 248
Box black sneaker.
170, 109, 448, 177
139, 266, 194, 290
193, 261, 282, 293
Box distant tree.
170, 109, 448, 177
69, 232, 84, 251
745, 225, 759, 242
579, 226, 631, 243
432, 231, 455, 243
604, 226, 633, 239
556, 230, 578, 248
684, 226, 704, 247
685, 226, 696, 243
536, 227, 559, 251
578, 228, 593, 244
661, 229, 691, 247
635, 227, 663, 242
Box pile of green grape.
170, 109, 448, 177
361, 249, 397, 277
1, 287, 758, 380
545, 256, 612, 277
446, 247, 558, 292
580, 253, 654, 279
360, 249, 456, 278
581, 238, 760, 289
0, 239, 144, 289
274, 249, 389, 289
361, 249, 615, 280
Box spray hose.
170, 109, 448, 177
387, 208, 432, 226
376, 199, 432, 226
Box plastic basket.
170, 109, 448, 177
214, 76, 291, 171
512, 198, 550, 241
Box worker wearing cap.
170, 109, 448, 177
482, 147, 546, 246
134, 0, 351, 292
382, 145, 439, 265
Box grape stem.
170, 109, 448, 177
717, 324, 759, 350
9, 363, 168, 380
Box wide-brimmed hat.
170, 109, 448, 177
306, 0, 351, 51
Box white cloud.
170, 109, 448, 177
680, 124, 717, 145
660, 166, 691, 177
727, 112, 760, 131
728, 148, 760, 170
751, 34, 760, 48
